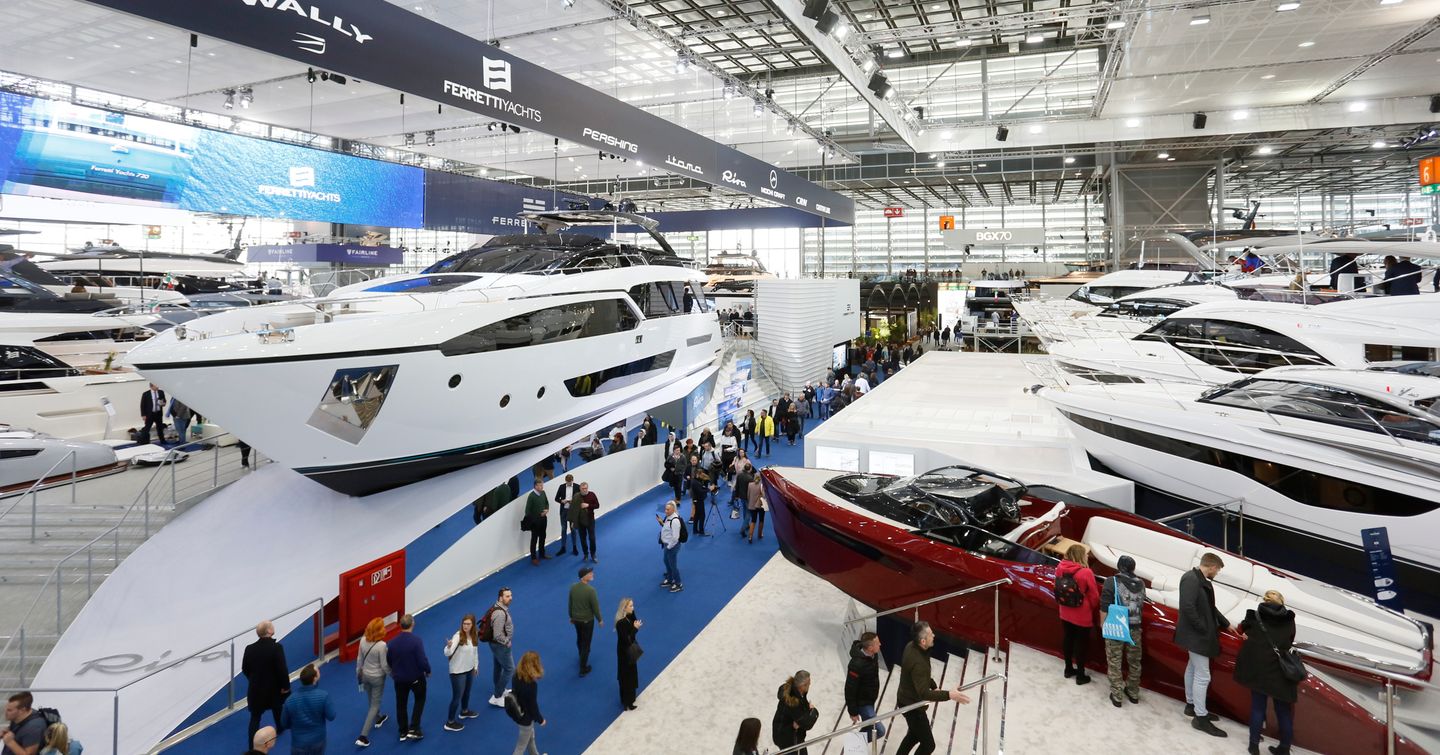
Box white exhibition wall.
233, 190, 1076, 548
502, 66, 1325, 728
754, 278, 861, 394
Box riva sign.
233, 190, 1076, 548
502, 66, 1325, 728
941, 227, 1046, 246
83, 0, 853, 223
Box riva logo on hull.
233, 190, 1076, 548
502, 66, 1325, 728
721, 170, 747, 189
665, 155, 704, 176
240, 0, 373, 44
583, 127, 639, 154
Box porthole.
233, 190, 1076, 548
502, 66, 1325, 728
448, 374, 462, 389
537, 386, 546, 399
500, 394, 511, 408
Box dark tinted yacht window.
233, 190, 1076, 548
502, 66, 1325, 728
1136, 318, 1328, 372
1201, 379, 1440, 445
628, 282, 687, 318
1, 345, 78, 381
439, 299, 639, 356
1098, 298, 1192, 319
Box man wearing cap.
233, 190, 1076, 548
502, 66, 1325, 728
568, 566, 604, 676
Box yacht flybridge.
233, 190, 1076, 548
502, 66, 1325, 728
1042, 363, 1440, 582
124, 211, 722, 496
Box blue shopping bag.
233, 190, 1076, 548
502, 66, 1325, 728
1101, 577, 1134, 644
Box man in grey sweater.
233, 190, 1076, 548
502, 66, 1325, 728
485, 587, 515, 707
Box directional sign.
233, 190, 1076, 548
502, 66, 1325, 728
884, 207, 904, 218
1420, 156, 1438, 187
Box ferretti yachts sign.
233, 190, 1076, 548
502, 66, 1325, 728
83, 0, 853, 223
941, 227, 1046, 247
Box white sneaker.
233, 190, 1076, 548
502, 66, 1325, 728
488, 696, 504, 707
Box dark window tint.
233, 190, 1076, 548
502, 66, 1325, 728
628, 282, 687, 318
364, 275, 475, 293
1365, 345, 1440, 363
1201, 379, 1440, 445
1098, 298, 1191, 320
0, 346, 78, 381
0, 448, 42, 459
439, 299, 639, 357
565, 350, 676, 397
1060, 410, 1439, 516
1136, 318, 1328, 373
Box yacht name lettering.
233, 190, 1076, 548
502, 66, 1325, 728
975, 231, 1013, 241
239, 0, 372, 44
89, 165, 151, 181
442, 80, 543, 123
491, 216, 530, 227
721, 170, 747, 189
582, 127, 639, 154
664, 155, 704, 176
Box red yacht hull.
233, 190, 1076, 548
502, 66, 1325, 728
761, 468, 1429, 755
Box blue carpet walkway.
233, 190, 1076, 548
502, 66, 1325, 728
173, 433, 809, 755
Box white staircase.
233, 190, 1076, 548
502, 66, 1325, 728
689, 337, 783, 433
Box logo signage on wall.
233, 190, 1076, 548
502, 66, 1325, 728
940, 227, 1046, 246
883, 207, 904, 218
84, 0, 853, 224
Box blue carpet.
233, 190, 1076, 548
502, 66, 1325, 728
170, 430, 809, 755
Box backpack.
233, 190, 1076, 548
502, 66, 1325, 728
478, 605, 506, 643
1054, 572, 1085, 608
676, 516, 689, 544
503, 690, 525, 723
37, 708, 62, 727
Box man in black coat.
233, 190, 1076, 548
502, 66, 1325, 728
241, 620, 290, 748
844, 632, 884, 741
138, 383, 166, 445
1383, 257, 1423, 296
1175, 552, 1230, 738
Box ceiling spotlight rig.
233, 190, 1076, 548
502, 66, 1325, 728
221, 88, 236, 110
1399, 126, 1439, 149
306, 67, 346, 85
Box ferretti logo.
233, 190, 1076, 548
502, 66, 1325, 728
482, 57, 512, 92
258, 165, 340, 203
288, 166, 316, 188
240, 0, 373, 45
293, 32, 327, 54
721, 170, 747, 189
583, 127, 639, 154
665, 155, 704, 176
443, 73, 543, 124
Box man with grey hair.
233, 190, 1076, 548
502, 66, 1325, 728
242, 620, 289, 748
895, 622, 970, 755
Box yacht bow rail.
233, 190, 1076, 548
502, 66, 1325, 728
1294, 644, 1440, 755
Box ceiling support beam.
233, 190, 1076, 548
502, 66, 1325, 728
857, 0, 1251, 45
1090, 0, 1143, 117
1307, 15, 1440, 103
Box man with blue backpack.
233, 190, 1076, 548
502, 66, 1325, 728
1100, 555, 1147, 708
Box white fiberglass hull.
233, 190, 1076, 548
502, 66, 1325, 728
0, 372, 146, 441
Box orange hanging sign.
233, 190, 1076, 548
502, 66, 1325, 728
939, 215, 956, 230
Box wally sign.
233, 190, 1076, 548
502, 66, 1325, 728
82, 0, 854, 224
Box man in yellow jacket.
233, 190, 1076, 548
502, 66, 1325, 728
757, 410, 776, 456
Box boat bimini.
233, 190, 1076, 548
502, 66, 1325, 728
761, 463, 1436, 754
124, 211, 722, 496
1042, 363, 1440, 585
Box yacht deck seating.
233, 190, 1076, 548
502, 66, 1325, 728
1082, 516, 1428, 673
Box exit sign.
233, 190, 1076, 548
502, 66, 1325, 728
884, 207, 904, 218
1424, 184, 1440, 195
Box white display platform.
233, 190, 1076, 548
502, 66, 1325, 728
805, 351, 1133, 509
754, 278, 861, 394
30, 367, 713, 755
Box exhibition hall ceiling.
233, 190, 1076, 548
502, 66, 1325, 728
0, 0, 1435, 211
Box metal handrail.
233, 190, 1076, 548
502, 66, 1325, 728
1294, 641, 1436, 683
0, 449, 77, 541
845, 578, 1011, 626
1294, 646, 1440, 755
770, 703, 928, 755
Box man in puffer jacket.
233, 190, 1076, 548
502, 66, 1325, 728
1100, 554, 1146, 707
844, 632, 884, 740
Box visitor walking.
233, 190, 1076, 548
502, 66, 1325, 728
569, 566, 603, 676
733, 718, 762, 755
1236, 591, 1300, 755
771, 671, 819, 754
388, 613, 431, 741
845, 632, 885, 740
615, 597, 643, 711
1055, 544, 1099, 685
896, 622, 970, 755
1100, 555, 1146, 707
757, 410, 774, 456
241, 621, 289, 749
485, 588, 516, 707
280, 664, 335, 755
742, 410, 757, 454
442, 614, 480, 732
658, 501, 684, 593
746, 471, 766, 543
1177, 552, 1230, 738
509, 651, 546, 755
354, 618, 390, 747
4, 692, 47, 755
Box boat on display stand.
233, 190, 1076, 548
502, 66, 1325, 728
1041, 362, 1440, 585
0, 426, 129, 494
0, 337, 147, 441
124, 211, 722, 496
760, 463, 1437, 754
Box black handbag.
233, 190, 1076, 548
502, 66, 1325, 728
1258, 618, 1308, 683
626, 641, 644, 663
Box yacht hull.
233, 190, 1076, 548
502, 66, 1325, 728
1, 373, 146, 441
760, 466, 1431, 755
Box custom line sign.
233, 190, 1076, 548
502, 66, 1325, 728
82, 0, 853, 224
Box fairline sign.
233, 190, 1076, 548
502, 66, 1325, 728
84, 0, 853, 223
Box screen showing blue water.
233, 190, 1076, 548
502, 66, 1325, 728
0, 91, 423, 227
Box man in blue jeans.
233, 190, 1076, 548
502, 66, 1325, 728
1175, 553, 1229, 739
658, 501, 683, 593
485, 587, 516, 706
280, 664, 335, 755
845, 632, 885, 740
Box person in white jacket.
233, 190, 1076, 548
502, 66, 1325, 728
442, 614, 480, 732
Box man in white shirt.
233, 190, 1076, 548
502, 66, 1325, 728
553, 474, 581, 557
855, 374, 871, 395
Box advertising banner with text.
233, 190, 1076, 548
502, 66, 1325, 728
0, 90, 424, 227
82, 0, 854, 224
940, 228, 1047, 247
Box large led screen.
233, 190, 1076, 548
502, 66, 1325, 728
0, 92, 423, 227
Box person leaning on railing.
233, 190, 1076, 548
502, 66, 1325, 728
895, 622, 970, 755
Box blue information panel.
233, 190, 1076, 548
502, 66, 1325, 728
0, 91, 423, 227
1362, 527, 1405, 612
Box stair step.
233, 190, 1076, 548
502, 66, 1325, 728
930, 652, 965, 754
875, 657, 905, 754
954, 646, 990, 755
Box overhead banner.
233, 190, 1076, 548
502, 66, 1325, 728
941, 228, 1047, 247
245, 243, 404, 266
83, 0, 855, 225
423, 170, 590, 236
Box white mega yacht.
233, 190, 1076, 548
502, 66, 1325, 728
1042, 363, 1440, 583
124, 211, 722, 496
1045, 295, 1440, 385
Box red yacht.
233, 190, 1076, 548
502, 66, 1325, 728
760, 464, 1436, 754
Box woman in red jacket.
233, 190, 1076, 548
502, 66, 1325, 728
1055, 543, 1100, 685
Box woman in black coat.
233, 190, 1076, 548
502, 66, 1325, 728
615, 598, 642, 711
772, 670, 819, 754
1234, 591, 1299, 755
742, 410, 757, 453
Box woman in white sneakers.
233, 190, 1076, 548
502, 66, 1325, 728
443, 614, 480, 732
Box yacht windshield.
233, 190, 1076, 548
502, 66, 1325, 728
823, 466, 1026, 532
1201, 379, 1440, 445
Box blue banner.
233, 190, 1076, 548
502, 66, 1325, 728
0, 91, 423, 227
1362, 527, 1404, 612
423, 170, 590, 236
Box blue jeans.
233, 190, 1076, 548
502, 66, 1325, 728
662, 544, 681, 586
856, 703, 886, 740
557, 506, 573, 551
490, 643, 514, 699
448, 671, 473, 722
1249, 691, 1294, 750
1185, 651, 1212, 716
291, 743, 325, 755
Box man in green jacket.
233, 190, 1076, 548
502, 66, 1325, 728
568, 566, 604, 676
895, 622, 970, 755
525, 479, 549, 566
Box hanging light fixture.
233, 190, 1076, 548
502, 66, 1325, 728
239, 86, 253, 109
425, 130, 436, 146
222, 89, 236, 110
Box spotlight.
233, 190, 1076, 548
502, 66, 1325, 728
425, 130, 436, 146
861, 58, 876, 73
1431, 94, 1440, 113
816, 9, 842, 36
786, 121, 797, 136
1106, 20, 1127, 29
239, 86, 253, 109
222, 88, 236, 110
995, 125, 1009, 141
404, 132, 415, 146
329, 73, 347, 85
722, 83, 734, 100
562, 0, 575, 7
307, 68, 317, 83
832, 20, 851, 41
1190, 14, 1210, 24
674, 51, 691, 74
1192, 112, 1207, 129
802, 0, 828, 21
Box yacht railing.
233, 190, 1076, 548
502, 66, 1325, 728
1294, 644, 1440, 755
845, 578, 1011, 661
0, 433, 267, 688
